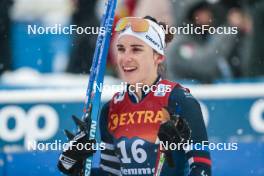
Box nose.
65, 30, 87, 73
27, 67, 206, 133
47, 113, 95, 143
120, 51, 133, 62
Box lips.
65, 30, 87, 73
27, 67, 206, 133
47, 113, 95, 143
122, 66, 137, 72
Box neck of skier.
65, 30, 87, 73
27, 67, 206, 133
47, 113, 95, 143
131, 73, 159, 101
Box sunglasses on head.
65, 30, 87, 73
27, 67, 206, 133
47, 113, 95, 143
115, 17, 150, 32
115, 17, 165, 50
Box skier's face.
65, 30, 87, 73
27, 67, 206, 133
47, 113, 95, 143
116, 35, 164, 85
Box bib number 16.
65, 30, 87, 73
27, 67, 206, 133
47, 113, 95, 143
117, 139, 147, 164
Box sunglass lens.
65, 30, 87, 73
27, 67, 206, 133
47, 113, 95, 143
115, 18, 128, 31
131, 19, 149, 32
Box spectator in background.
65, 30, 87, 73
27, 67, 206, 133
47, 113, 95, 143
66, 0, 99, 74
0, 0, 13, 75
220, 1, 253, 78
167, 1, 252, 83
244, 0, 264, 77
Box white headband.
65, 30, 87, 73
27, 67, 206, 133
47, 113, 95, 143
117, 19, 166, 55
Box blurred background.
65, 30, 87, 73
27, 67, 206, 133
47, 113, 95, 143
0, 0, 263, 175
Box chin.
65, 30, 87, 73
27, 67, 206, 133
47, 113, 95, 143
123, 79, 136, 85
122, 77, 140, 85
120, 74, 134, 84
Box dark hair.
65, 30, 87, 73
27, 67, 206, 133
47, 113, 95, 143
143, 16, 173, 78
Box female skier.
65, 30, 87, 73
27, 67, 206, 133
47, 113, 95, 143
58, 16, 211, 176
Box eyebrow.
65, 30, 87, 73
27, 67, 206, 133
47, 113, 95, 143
131, 44, 144, 47
116, 44, 144, 47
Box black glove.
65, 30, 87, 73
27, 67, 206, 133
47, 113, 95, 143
158, 114, 191, 167
57, 115, 96, 176
158, 116, 191, 145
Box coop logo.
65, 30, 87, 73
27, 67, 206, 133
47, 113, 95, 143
249, 99, 264, 133
0, 105, 59, 148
